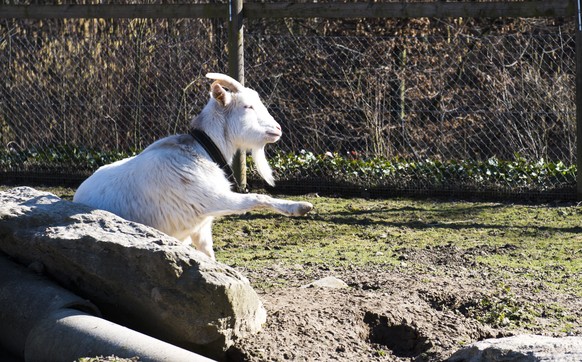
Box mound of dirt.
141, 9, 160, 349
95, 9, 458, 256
226, 256, 581, 361
225, 270, 489, 361
229, 287, 492, 361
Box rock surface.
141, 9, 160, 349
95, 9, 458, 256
0, 187, 266, 359
302, 276, 349, 289
447, 334, 582, 362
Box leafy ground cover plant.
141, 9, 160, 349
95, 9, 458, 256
264, 151, 576, 195
2, 147, 574, 197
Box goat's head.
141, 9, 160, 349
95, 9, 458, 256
204, 72, 281, 186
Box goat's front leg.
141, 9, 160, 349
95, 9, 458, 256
205, 192, 313, 218
189, 217, 216, 260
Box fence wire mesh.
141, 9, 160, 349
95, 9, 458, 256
0, 18, 577, 198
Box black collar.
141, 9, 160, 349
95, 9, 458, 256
189, 129, 244, 192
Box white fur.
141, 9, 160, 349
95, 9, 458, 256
74, 73, 313, 260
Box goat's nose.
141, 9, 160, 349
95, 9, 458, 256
271, 121, 281, 132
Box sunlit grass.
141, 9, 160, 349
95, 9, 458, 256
212, 195, 582, 296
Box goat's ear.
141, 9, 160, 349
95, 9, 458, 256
211, 82, 232, 107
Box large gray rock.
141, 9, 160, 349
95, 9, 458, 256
0, 187, 266, 359
447, 334, 582, 362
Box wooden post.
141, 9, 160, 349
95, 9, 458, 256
228, 0, 247, 191
577, 0, 582, 200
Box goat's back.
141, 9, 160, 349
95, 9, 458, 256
73, 134, 232, 237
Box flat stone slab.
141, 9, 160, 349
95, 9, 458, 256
302, 276, 349, 289
447, 334, 582, 362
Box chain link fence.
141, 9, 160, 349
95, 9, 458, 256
0, 17, 577, 198
1, 18, 223, 181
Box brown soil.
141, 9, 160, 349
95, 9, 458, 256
226, 248, 581, 362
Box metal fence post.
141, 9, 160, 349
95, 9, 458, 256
228, 0, 247, 191
577, 0, 582, 200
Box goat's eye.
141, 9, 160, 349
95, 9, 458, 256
244, 105, 254, 110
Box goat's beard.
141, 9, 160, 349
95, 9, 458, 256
252, 146, 275, 186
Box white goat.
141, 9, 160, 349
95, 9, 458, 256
74, 73, 313, 260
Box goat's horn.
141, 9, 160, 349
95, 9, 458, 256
206, 73, 244, 93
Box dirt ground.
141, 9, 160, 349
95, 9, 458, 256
226, 247, 582, 362
47, 242, 582, 362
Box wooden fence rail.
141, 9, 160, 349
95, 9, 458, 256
0, 1, 574, 19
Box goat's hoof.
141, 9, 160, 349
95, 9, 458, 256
295, 202, 313, 216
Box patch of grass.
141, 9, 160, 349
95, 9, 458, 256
467, 283, 538, 328
213, 196, 582, 296
214, 197, 404, 269
2, 184, 579, 297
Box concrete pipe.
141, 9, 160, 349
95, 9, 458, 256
26, 308, 215, 362
0, 256, 99, 357
0, 256, 214, 361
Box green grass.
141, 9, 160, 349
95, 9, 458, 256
2, 185, 580, 297
212, 195, 582, 296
